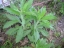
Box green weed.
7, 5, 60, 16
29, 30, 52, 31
3, 0, 56, 48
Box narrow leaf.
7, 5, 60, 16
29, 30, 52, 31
23, 0, 33, 11
20, 15, 25, 27
6, 14, 19, 20
38, 7, 46, 20
28, 35, 34, 42
6, 28, 18, 35
42, 13, 56, 20
3, 20, 18, 28
20, 0, 26, 10
40, 30, 49, 37
16, 26, 23, 43
41, 20, 53, 29
10, 3, 19, 11
23, 30, 31, 37
34, 30, 40, 42
4, 7, 20, 15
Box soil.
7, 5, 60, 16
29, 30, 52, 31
55, 16, 64, 46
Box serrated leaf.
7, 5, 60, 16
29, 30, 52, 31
28, 35, 34, 42
36, 38, 47, 48
3, 20, 18, 28
38, 7, 46, 20
36, 38, 47, 45
29, 7, 37, 16
36, 38, 52, 48
23, 30, 31, 37
42, 20, 54, 29
42, 13, 56, 20
30, 6, 37, 14
23, 0, 33, 11
10, 3, 19, 11
40, 30, 49, 37
34, 30, 40, 42
15, 26, 23, 43
20, 0, 26, 10
20, 15, 25, 27
4, 7, 20, 15
31, 6, 37, 11
6, 14, 19, 20
23, 11, 37, 19
6, 28, 17, 35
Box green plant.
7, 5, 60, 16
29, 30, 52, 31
1, 40, 13, 48
0, 11, 8, 32
60, 2, 64, 15
21, 46, 32, 48
3, 0, 56, 47
54, 0, 64, 15
36, 38, 53, 48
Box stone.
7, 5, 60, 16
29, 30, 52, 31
0, 0, 10, 8
0, 37, 4, 44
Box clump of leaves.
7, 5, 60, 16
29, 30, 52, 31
1, 40, 13, 48
21, 46, 32, 48
60, 2, 64, 15
0, 11, 8, 31
54, 0, 64, 15
36, 38, 53, 48
54, 32, 61, 37
3, 0, 56, 47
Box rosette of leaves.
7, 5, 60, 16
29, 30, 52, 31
3, 0, 56, 44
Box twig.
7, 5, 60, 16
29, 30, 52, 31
33, 0, 52, 6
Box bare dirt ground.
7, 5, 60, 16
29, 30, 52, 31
55, 16, 64, 46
